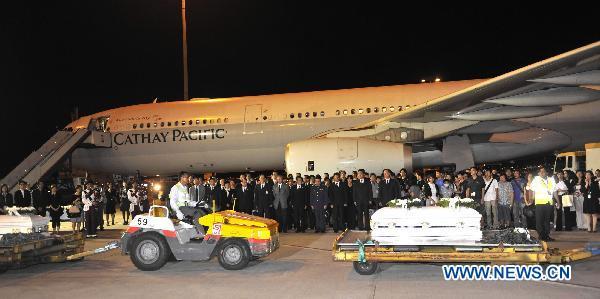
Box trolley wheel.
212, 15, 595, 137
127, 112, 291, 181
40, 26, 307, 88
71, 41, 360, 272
217, 238, 251, 270
353, 261, 378, 275
130, 233, 171, 271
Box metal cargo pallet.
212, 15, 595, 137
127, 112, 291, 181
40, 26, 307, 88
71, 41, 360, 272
0, 233, 85, 272
333, 230, 596, 275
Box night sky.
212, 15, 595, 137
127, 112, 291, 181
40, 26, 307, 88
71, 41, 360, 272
1, 1, 598, 175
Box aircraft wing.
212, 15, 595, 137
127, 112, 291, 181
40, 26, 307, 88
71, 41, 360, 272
331, 41, 600, 169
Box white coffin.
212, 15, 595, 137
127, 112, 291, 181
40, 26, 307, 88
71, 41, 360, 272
0, 215, 50, 235
370, 207, 482, 244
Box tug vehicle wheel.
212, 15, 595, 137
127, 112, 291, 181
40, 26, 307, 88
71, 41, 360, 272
217, 238, 251, 270
353, 261, 378, 275
130, 233, 170, 271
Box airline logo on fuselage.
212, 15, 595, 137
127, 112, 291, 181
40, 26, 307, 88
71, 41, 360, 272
113, 128, 225, 146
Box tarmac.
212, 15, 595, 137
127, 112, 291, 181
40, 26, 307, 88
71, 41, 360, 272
0, 214, 599, 299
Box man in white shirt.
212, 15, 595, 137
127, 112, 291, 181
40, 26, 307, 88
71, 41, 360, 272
482, 169, 499, 229
530, 167, 558, 241
169, 172, 206, 225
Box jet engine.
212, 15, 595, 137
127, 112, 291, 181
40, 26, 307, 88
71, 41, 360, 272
285, 138, 412, 175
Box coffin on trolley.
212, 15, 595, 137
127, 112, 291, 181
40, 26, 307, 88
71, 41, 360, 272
369, 207, 482, 244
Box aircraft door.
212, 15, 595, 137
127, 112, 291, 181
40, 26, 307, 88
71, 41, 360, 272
244, 104, 263, 134
86, 116, 112, 148
337, 138, 357, 161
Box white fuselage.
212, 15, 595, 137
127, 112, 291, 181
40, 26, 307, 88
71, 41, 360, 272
67, 79, 600, 175
68, 80, 480, 175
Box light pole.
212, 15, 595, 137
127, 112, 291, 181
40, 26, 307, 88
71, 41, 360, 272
181, 0, 189, 100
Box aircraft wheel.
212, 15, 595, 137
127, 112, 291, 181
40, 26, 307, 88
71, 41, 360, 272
130, 233, 170, 271
353, 261, 378, 275
217, 238, 251, 270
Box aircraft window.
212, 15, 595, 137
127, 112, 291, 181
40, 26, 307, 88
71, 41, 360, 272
217, 118, 221, 123
382, 107, 387, 112
139, 123, 144, 128
390, 106, 395, 112
210, 119, 214, 124
290, 113, 295, 119
196, 120, 200, 125
374, 107, 379, 113
175, 121, 179, 126
358, 108, 364, 114
313, 112, 317, 117
320, 111, 325, 117
224, 118, 229, 123
167, 122, 171, 127
351, 109, 356, 115
305, 112, 310, 118
398, 106, 403, 111
263, 116, 267, 120
160, 122, 164, 127
147, 123, 151, 128
133, 124, 137, 129
153, 123, 157, 127
343, 109, 348, 115
203, 119, 207, 124
405, 105, 411, 109
336, 110, 340, 116
298, 113, 302, 118
189, 120, 192, 125
366, 108, 371, 113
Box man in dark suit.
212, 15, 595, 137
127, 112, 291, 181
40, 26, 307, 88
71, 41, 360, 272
205, 178, 222, 211
290, 177, 309, 232
353, 170, 373, 230
245, 173, 256, 191
379, 169, 400, 207
31, 181, 49, 216
14, 181, 32, 207
272, 175, 290, 232
328, 173, 347, 233
189, 176, 206, 206
310, 176, 329, 233
234, 178, 254, 214
254, 175, 273, 218
222, 182, 234, 210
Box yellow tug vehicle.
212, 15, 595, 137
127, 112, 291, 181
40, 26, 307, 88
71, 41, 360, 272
120, 206, 279, 271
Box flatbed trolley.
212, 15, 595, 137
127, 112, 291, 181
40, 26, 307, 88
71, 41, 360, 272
333, 230, 597, 275
0, 233, 85, 273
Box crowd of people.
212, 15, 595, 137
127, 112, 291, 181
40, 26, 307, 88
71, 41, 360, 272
0, 180, 150, 237
169, 167, 600, 241
1, 166, 599, 241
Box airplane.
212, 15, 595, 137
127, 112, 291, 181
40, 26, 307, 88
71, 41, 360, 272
65, 41, 600, 176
